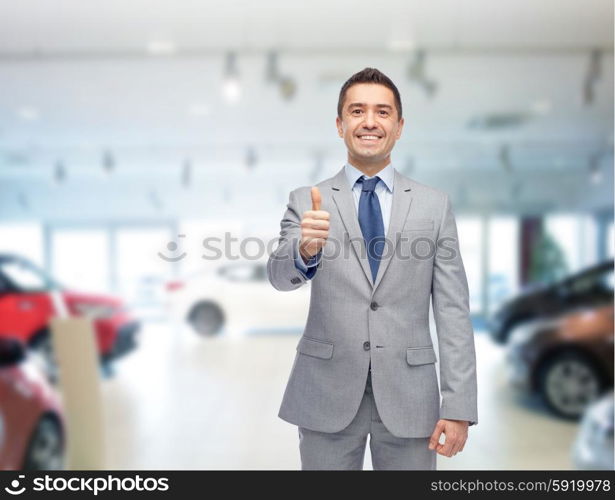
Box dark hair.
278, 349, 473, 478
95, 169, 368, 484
337, 67, 402, 121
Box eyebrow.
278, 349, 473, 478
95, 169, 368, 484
347, 103, 393, 110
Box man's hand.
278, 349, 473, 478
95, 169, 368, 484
299, 187, 330, 263
428, 419, 468, 457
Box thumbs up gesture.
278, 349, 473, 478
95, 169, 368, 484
299, 187, 330, 263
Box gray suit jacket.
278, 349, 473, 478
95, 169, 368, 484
267, 167, 478, 438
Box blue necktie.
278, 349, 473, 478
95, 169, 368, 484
357, 176, 385, 282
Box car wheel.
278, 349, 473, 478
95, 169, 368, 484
537, 350, 605, 420
22, 416, 64, 470
188, 302, 225, 336
29, 332, 59, 384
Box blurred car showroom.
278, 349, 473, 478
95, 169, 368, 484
0, 0, 613, 470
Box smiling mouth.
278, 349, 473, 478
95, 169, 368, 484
357, 135, 383, 143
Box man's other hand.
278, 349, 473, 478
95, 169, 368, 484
428, 419, 469, 457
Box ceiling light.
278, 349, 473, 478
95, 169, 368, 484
467, 112, 530, 130
102, 149, 115, 174
278, 76, 297, 101
499, 144, 512, 172
54, 161, 66, 184
222, 52, 241, 103
582, 49, 602, 106
265, 51, 296, 101
266, 51, 280, 83
245, 147, 257, 170
182, 159, 192, 188
407, 50, 438, 98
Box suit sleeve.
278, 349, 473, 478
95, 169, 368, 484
267, 188, 319, 291
431, 193, 478, 426
294, 240, 322, 278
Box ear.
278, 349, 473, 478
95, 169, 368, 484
396, 117, 405, 139
335, 116, 344, 137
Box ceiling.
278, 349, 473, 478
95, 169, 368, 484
0, 0, 612, 221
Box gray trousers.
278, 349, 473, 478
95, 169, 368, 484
298, 369, 437, 470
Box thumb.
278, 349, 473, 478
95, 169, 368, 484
311, 186, 321, 211
429, 421, 445, 450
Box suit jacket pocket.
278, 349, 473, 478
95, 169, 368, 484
406, 346, 437, 365
403, 218, 434, 231
297, 336, 334, 360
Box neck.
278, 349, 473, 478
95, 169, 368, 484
347, 155, 390, 178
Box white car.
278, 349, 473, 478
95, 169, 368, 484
571, 391, 614, 470
165, 259, 311, 336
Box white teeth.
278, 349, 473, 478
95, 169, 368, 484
359, 135, 380, 140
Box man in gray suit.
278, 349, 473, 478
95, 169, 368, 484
267, 67, 478, 470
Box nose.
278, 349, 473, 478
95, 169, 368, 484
363, 109, 377, 128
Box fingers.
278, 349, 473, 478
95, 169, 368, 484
301, 218, 330, 230
301, 229, 329, 239
442, 438, 464, 457
438, 434, 456, 457
450, 437, 466, 457
429, 420, 467, 458
437, 436, 466, 457
311, 186, 321, 211
303, 210, 329, 221
428, 421, 445, 450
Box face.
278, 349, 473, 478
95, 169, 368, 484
336, 83, 404, 169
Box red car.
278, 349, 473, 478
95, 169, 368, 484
0, 337, 65, 470
0, 253, 140, 381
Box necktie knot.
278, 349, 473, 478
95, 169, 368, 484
358, 176, 380, 193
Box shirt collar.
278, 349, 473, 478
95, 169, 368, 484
344, 161, 394, 193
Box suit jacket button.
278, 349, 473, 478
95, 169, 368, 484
363, 341, 371, 351
370, 301, 379, 311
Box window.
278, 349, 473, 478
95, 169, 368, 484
545, 215, 598, 273
457, 217, 482, 313
488, 217, 519, 314
0, 258, 55, 292
0, 223, 43, 266
52, 229, 109, 293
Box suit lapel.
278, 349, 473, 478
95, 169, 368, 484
331, 167, 373, 286
372, 170, 414, 291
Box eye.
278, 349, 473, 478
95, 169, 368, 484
351, 109, 362, 115
379, 110, 389, 116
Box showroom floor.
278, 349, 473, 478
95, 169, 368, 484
100, 321, 579, 470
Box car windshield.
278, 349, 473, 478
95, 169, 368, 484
0, 259, 62, 292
